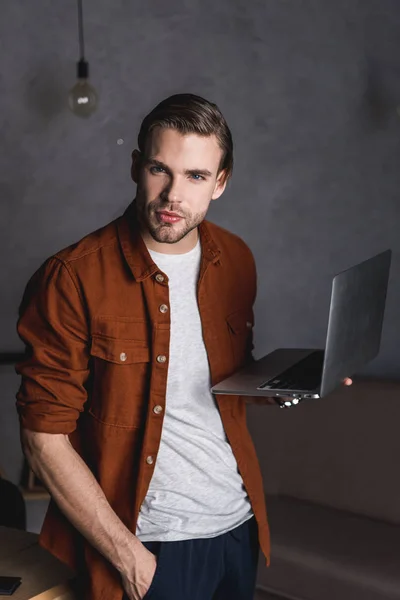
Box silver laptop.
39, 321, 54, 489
211, 250, 391, 402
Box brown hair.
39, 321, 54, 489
137, 93, 234, 183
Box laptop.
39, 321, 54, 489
211, 250, 391, 402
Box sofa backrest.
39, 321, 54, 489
246, 378, 400, 525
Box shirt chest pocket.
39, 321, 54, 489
88, 319, 151, 429
226, 307, 254, 370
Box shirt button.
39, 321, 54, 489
120, 352, 127, 362
156, 355, 167, 363
246, 321, 252, 329
146, 456, 154, 465
153, 405, 163, 415
159, 304, 169, 314
155, 273, 165, 283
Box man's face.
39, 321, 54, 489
131, 127, 227, 253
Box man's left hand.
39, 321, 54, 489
275, 377, 353, 408
246, 377, 353, 406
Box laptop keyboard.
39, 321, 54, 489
258, 351, 324, 392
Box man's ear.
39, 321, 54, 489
211, 170, 228, 200
131, 149, 142, 184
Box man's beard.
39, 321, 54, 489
136, 195, 207, 245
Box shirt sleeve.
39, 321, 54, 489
15, 257, 90, 434
245, 241, 257, 364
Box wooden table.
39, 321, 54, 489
0, 527, 76, 600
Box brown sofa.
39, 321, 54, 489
246, 378, 400, 600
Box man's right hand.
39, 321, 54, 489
121, 544, 158, 600
20, 430, 158, 600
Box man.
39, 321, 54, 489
16, 94, 352, 600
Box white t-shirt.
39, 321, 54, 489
135, 238, 253, 542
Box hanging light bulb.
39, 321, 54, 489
69, 58, 97, 117
68, 0, 98, 117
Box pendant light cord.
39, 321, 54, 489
77, 0, 85, 60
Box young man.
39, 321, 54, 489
16, 94, 351, 600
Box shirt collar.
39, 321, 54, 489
117, 200, 221, 282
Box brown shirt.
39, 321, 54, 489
16, 201, 270, 600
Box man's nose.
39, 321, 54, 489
162, 176, 183, 203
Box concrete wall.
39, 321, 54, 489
1, 0, 399, 532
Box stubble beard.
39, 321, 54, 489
136, 194, 207, 245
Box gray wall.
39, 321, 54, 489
1, 0, 399, 531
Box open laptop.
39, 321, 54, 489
211, 250, 391, 402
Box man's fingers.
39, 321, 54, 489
343, 378, 353, 386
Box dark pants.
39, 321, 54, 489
140, 516, 259, 600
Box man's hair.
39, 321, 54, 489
137, 93, 234, 183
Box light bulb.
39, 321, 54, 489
68, 59, 98, 118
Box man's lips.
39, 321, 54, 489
156, 211, 184, 223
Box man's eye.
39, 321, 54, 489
191, 174, 205, 181
150, 166, 165, 174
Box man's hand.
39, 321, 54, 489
277, 377, 353, 407
120, 544, 157, 600
247, 377, 354, 406
21, 430, 159, 600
